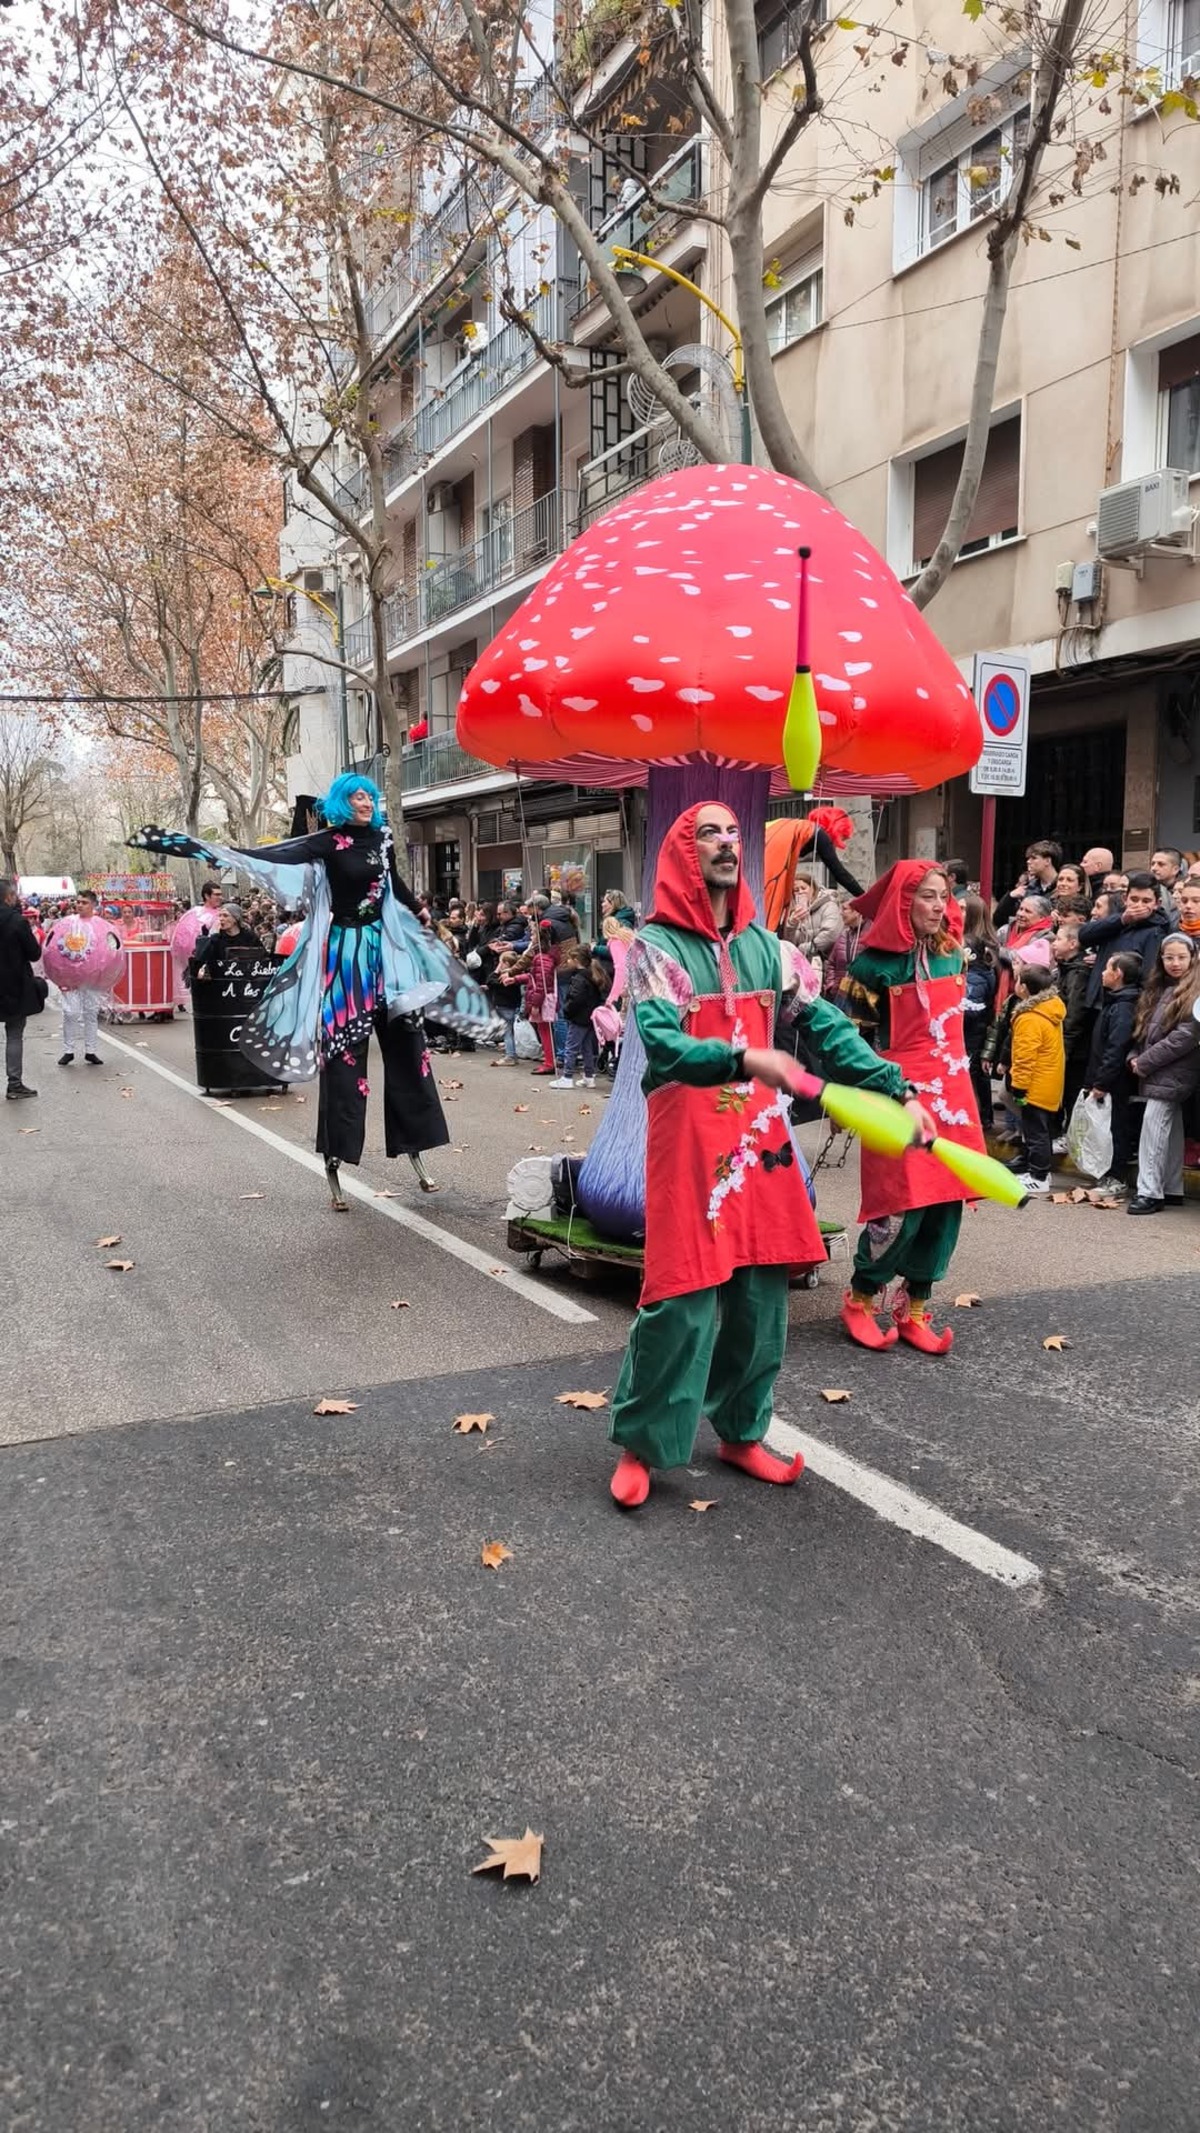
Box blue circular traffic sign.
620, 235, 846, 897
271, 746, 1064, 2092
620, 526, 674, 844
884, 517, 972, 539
982, 673, 1021, 737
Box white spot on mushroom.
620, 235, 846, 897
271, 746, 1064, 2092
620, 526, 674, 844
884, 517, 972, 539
554, 657, 570, 670
767, 599, 789, 611
593, 602, 608, 612
727, 626, 752, 639
519, 639, 539, 651
479, 679, 500, 694
635, 540, 661, 549
518, 695, 542, 718
562, 696, 598, 712
818, 711, 838, 727
724, 573, 752, 582
633, 634, 650, 644
628, 677, 664, 693
569, 627, 593, 640
678, 687, 715, 704
634, 566, 666, 577
631, 714, 655, 733
839, 630, 863, 643
816, 674, 851, 692
852, 696, 867, 710
860, 597, 879, 609
916, 687, 930, 700
745, 686, 783, 702
523, 658, 547, 672
844, 661, 872, 676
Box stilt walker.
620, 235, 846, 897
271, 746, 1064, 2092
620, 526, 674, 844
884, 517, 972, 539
607, 801, 936, 1509
129, 776, 492, 1206
838, 862, 986, 1354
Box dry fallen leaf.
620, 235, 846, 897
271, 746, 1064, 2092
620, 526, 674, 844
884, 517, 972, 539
18, 1126, 39, 1135
294, 1094, 307, 1104
119, 1088, 135, 1100
527, 1143, 544, 1153
514, 1103, 530, 1113
1092, 1195, 1123, 1210
488, 1266, 505, 1275
821, 1388, 852, 1403
1070, 1188, 1090, 1204
689, 1499, 718, 1513
95, 1234, 121, 1247
1042, 1335, 1070, 1353
375, 1189, 404, 1199
578, 1104, 592, 1117
472, 1829, 542, 1882
954, 1293, 982, 1309
1050, 1192, 1072, 1204
314, 1397, 358, 1415
105, 1259, 135, 1273
480, 1540, 513, 1570
453, 1411, 494, 1434
238, 1192, 266, 1201
135, 1040, 150, 1048
478, 1439, 500, 1453
439, 1078, 464, 1091
555, 1390, 608, 1411
390, 1298, 411, 1310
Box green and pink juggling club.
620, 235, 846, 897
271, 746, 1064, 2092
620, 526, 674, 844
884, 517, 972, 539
786, 1067, 1029, 1209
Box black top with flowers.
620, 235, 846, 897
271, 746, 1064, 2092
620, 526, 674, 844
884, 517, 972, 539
231, 824, 420, 927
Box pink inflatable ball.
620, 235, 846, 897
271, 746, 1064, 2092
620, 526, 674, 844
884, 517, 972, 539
276, 922, 302, 959
42, 914, 125, 992
170, 906, 217, 969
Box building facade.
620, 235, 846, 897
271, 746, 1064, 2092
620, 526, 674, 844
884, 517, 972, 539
278, 0, 1200, 897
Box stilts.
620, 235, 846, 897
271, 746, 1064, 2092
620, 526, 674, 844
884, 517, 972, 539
325, 1158, 348, 1212
409, 1153, 440, 1193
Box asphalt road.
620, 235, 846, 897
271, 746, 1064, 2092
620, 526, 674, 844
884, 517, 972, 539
3, 1010, 1199, 2131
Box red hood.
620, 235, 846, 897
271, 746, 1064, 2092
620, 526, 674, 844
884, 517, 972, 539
649, 803, 758, 942
849, 859, 961, 951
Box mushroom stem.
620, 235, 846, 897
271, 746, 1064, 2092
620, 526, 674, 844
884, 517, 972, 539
577, 758, 770, 1242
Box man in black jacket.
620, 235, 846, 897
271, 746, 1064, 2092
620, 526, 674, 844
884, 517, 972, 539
1077, 874, 1171, 1011
0, 880, 43, 1099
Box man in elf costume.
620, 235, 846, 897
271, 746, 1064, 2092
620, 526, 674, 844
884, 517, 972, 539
608, 802, 936, 1509
838, 861, 986, 1355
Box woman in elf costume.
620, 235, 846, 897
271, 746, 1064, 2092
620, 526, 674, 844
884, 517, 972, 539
838, 861, 986, 1355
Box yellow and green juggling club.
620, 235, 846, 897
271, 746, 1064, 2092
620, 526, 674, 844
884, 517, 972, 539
786, 1068, 1029, 1209
782, 544, 821, 792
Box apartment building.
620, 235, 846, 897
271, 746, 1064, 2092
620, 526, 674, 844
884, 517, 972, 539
280, 0, 1200, 898
712, 0, 1200, 882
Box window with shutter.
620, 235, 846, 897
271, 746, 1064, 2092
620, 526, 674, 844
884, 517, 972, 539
765, 249, 823, 355
1159, 335, 1200, 473
910, 415, 1021, 571
915, 101, 1028, 258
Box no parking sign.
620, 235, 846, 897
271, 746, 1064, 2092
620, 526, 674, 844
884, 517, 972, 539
969, 653, 1030, 797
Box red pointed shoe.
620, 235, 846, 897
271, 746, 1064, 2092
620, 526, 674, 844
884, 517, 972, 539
840, 1293, 898, 1350
892, 1299, 954, 1355
610, 1451, 652, 1507
717, 1440, 803, 1484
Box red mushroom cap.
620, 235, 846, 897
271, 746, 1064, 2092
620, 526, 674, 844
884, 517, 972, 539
457, 464, 982, 796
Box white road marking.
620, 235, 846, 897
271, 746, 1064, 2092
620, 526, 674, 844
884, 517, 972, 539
103, 1031, 598, 1326
767, 1414, 1041, 1590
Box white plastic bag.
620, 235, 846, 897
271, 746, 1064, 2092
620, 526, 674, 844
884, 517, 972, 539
514, 1015, 542, 1062
1065, 1089, 1113, 1180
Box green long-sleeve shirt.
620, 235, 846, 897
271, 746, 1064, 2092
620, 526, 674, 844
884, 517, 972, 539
628, 919, 905, 1101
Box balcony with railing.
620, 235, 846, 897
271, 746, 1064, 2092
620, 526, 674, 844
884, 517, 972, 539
418, 282, 574, 459
574, 136, 704, 315
345, 615, 373, 667
401, 729, 497, 795
380, 488, 576, 656
578, 412, 676, 525
364, 165, 511, 347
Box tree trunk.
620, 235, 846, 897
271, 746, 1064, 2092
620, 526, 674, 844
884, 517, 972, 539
577, 758, 770, 1241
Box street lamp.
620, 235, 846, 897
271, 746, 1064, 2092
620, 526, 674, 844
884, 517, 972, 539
610, 245, 753, 465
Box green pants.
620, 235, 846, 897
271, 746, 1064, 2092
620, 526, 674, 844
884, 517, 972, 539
608, 1266, 788, 1471
852, 1201, 962, 1301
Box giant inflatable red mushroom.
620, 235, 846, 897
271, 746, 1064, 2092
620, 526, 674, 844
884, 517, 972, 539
458, 463, 983, 1238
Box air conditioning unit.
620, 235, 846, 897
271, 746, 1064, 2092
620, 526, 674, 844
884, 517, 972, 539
302, 569, 328, 593
1096, 469, 1193, 559
427, 482, 457, 515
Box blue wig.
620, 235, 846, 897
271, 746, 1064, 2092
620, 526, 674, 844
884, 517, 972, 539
321, 773, 384, 829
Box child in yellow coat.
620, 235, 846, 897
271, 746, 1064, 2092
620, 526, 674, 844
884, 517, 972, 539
1008, 965, 1066, 1197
